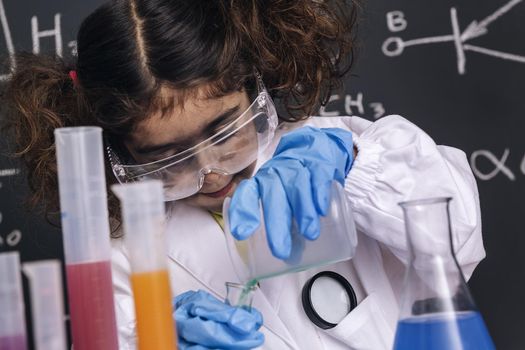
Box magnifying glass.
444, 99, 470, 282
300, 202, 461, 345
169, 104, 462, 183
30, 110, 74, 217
301, 271, 357, 329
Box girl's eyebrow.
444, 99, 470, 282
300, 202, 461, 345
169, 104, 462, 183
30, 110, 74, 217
133, 105, 240, 155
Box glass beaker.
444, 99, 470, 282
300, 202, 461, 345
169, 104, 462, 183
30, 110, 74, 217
223, 181, 357, 285
393, 197, 495, 350
225, 282, 258, 311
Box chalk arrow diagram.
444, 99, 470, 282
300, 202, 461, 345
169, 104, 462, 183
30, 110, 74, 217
460, 21, 488, 42
460, 0, 523, 41
463, 44, 525, 64
382, 1, 525, 74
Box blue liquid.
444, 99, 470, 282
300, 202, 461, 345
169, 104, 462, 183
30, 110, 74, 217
393, 311, 495, 350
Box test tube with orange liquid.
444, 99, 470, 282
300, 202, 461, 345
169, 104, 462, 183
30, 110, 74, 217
113, 181, 178, 350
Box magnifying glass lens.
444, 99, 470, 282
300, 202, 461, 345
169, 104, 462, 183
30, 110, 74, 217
311, 276, 351, 324
302, 271, 357, 329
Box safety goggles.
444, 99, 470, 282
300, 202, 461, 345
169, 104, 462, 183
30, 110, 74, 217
107, 76, 278, 201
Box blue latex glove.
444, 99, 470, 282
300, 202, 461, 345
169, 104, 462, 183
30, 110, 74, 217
174, 290, 264, 350
229, 126, 354, 259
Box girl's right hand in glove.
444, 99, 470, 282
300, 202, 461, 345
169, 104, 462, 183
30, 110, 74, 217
174, 290, 264, 349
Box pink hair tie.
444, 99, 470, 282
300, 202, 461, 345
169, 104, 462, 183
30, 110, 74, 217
69, 70, 78, 85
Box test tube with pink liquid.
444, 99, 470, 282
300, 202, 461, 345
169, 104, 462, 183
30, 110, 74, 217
0, 251, 28, 350
55, 127, 118, 350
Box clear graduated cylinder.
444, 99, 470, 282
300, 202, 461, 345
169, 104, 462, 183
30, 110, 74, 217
0, 252, 28, 350
112, 180, 177, 350
393, 198, 495, 350
22, 260, 67, 350
54, 127, 118, 350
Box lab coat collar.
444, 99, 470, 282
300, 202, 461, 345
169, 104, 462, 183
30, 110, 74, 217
164, 201, 299, 349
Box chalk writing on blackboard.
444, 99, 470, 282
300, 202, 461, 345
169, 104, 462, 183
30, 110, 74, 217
32, 14, 62, 57
0, 168, 19, 176
382, 0, 525, 74
319, 93, 386, 119
0, 0, 78, 81
2, 229, 22, 247
470, 149, 515, 180
0, 168, 20, 191
0, 230, 23, 247
469, 149, 525, 181
0, 0, 15, 81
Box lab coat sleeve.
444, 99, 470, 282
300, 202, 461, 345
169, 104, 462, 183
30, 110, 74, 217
111, 239, 137, 350
342, 115, 485, 279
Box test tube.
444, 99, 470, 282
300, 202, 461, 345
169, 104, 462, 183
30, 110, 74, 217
112, 180, 178, 350
22, 260, 67, 350
0, 251, 28, 350
54, 127, 118, 350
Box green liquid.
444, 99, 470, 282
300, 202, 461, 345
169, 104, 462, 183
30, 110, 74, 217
236, 279, 259, 309
235, 258, 348, 307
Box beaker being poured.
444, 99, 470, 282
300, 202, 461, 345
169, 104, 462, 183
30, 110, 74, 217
393, 197, 495, 350
222, 181, 358, 308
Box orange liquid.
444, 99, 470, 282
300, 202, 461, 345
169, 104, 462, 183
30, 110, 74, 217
131, 270, 178, 350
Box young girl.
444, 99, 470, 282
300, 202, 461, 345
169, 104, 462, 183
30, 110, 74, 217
3, 1, 485, 349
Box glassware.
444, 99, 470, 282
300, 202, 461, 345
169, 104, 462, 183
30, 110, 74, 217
22, 260, 67, 350
225, 282, 258, 310
0, 251, 28, 350
393, 197, 495, 350
54, 127, 118, 350
223, 181, 357, 286
112, 180, 178, 350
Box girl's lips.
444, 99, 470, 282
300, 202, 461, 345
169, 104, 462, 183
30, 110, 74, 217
200, 179, 235, 198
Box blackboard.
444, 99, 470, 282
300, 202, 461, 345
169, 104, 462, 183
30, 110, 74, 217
0, 0, 523, 349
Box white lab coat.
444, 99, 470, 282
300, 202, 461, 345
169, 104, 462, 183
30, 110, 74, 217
111, 115, 485, 350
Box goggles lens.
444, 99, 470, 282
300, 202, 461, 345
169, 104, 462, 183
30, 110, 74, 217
107, 90, 278, 201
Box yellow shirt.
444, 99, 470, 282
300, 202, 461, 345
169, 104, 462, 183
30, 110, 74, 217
209, 211, 249, 264
210, 211, 225, 231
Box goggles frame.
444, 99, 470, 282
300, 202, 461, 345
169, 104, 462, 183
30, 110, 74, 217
106, 73, 278, 200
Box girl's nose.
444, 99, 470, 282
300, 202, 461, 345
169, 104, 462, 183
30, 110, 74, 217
202, 171, 223, 186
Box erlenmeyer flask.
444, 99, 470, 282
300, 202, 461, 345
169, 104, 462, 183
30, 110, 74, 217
393, 197, 495, 350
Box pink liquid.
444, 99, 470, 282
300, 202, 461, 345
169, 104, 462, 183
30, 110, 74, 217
66, 260, 118, 350
0, 334, 27, 350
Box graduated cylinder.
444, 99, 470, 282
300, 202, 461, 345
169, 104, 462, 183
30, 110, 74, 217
55, 127, 118, 350
113, 180, 178, 350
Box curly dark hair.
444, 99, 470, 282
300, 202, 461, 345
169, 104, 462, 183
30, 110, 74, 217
1, 0, 360, 234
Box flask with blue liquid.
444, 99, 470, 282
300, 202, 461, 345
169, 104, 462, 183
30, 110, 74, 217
393, 197, 495, 350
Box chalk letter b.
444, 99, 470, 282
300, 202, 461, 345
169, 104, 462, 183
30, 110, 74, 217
386, 11, 407, 32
